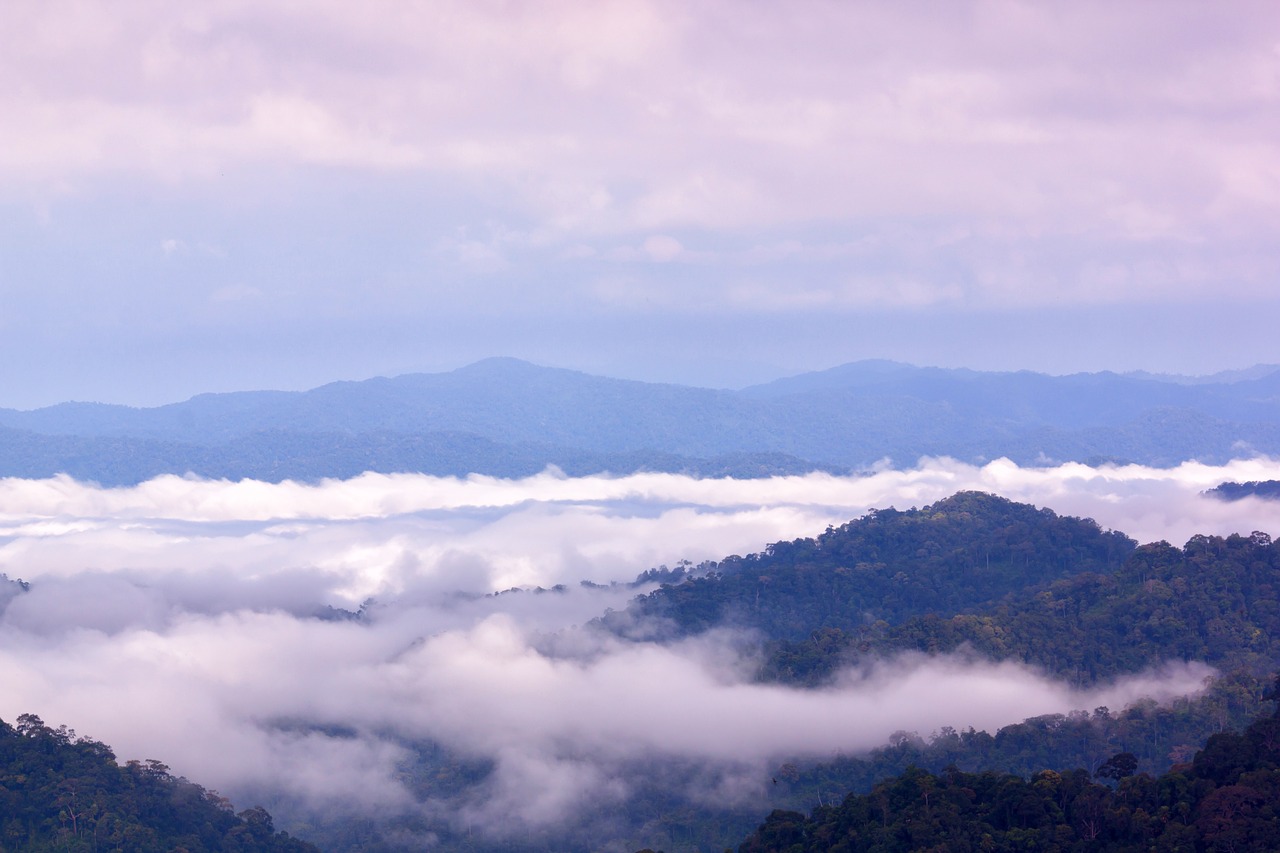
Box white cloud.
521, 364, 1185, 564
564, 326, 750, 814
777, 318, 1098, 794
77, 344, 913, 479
642, 234, 683, 262
0, 0, 1277, 411
0, 460, 1274, 835
3, 1, 1276, 241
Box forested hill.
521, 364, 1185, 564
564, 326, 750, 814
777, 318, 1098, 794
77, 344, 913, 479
753, 524, 1280, 691
735, 684, 1280, 853
607, 494, 1280, 851
604, 491, 1280, 694
603, 491, 1137, 643
3, 359, 1280, 483
0, 714, 314, 852
1207, 479, 1280, 501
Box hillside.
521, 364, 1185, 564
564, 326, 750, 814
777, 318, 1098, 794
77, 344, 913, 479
752, 528, 1280, 692
605, 491, 1280, 693
1207, 480, 1280, 501
736, 685, 1280, 852
603, 491, 1137, 644
283, 493, 1278, 851
0, 714, 315, 852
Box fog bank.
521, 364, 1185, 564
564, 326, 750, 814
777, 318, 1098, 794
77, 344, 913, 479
0, 457, 1274, 833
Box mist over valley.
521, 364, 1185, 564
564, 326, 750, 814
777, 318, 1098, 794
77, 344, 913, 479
7, 1, 1280, 847
4, 448, 1280, 849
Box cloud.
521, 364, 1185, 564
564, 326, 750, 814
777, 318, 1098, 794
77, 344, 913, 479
4, 1, 1276, 240
2, 1, 1278, 413
0, 459, 1274, 837
210, 283, 264, 303
642, 234, 683, 262
0, 605, 1214, 830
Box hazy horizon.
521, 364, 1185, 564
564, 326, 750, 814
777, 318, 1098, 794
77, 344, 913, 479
4, 353, 1280, 412
3, 2, 1278, 408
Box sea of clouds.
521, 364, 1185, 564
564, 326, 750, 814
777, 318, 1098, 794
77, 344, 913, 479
1, 456, 1278, 835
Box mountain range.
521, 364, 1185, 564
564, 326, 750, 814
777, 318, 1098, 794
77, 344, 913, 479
2, 358, 1279, 484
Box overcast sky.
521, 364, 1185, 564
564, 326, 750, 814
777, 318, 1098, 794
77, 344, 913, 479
3, 1, 1278, 407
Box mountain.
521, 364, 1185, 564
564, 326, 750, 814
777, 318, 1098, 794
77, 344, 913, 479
1, 358, 1279, 484
741, 360, 1280, 430
1125, 363, 1280, 385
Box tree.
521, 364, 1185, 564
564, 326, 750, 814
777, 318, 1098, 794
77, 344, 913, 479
1095, 752, 1138, 782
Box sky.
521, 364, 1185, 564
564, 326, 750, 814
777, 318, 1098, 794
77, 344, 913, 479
2, 1, 1280, 407
3, 457, 1278, 839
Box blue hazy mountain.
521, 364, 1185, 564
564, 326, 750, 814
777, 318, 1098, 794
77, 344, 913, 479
1, 358, 1279, 484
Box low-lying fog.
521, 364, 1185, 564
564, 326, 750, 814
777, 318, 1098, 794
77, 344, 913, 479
1, 457, 1277, 834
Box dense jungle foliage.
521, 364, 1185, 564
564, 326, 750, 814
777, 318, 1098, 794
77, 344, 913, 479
607, 493, 1280, 851
606, 492, 1280, 692
734, 679, 1280, 852
603, 491, 1137, 643
759, 527, 1280, 689
0, 714, 316, 853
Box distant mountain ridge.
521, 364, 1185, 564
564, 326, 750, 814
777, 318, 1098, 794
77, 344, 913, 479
1124, 363, 1280, 385
1, 358, 1278, 484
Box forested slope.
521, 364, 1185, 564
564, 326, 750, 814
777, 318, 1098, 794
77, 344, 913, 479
607, 492, 1280, 692
736, 682, 1280, 852
1208, 480, 1280, 501
605, 493, 1280, 851
605, 491, 1137, 644
757, 528, 1280, 692
0, 714, 315, 852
